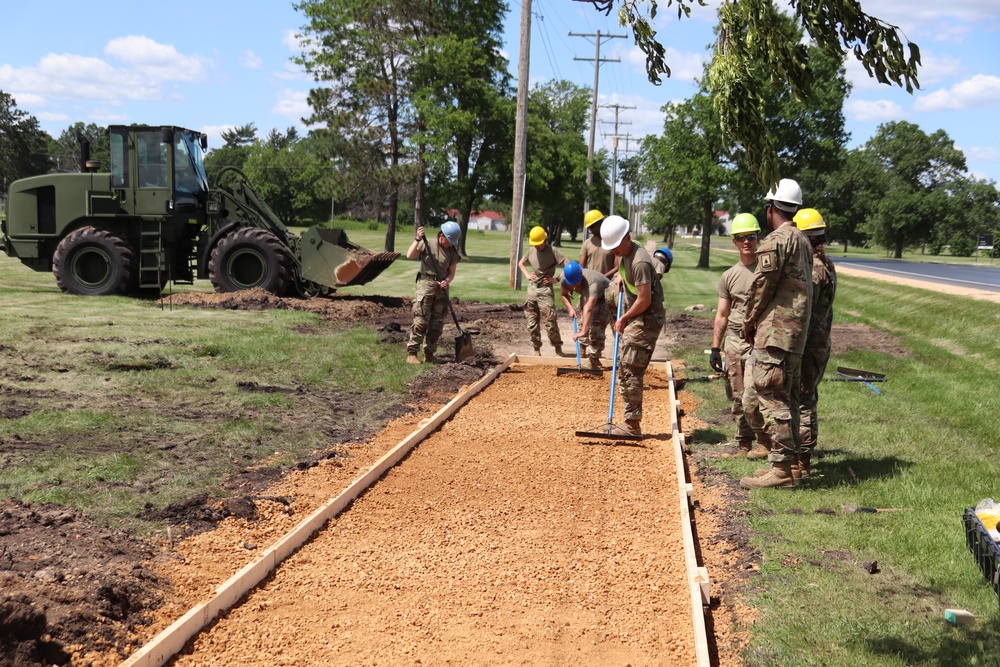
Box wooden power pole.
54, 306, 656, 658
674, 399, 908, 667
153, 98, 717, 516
509, 0, 532, 290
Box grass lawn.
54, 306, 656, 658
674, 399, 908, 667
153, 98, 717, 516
2, 223, 998, 665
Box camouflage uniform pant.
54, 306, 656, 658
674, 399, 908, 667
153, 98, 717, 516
617, 310, 664, 421
798, 342, 831, 451
751, 346, 803, 464
577, 298, 609, 362
723, 336, 756, 442
408, 279, 448, 357
525, 283, 562, 349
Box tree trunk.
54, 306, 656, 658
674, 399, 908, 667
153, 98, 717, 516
894, 235, 904, 259
698, 199, 713, 268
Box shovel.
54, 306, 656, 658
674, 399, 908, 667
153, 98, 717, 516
556, 316, 603, 376
420, 236, 474, 362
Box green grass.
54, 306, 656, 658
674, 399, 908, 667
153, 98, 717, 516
666, 247, 1000, 666
3, 226, 999, 663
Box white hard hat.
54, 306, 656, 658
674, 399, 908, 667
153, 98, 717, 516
600, 215, 630, 250
764, 178, 803, 212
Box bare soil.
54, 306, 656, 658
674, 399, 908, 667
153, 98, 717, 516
0, 288, 911, 667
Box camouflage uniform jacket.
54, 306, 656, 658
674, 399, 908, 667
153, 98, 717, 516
417, 237, 461, 288
806, 253, 837, 351
744, 222, 813, 354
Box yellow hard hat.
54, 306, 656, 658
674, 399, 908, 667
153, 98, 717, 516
529, 226, 548, 246
730, 213, 761, 236
584, 209, 605, 228
794, 208, 826, 233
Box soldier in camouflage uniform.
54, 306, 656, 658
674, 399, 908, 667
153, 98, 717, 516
601, 215, 666, 438
709, 213, 772, 459
580, 209, 618, 279
559, 261, 611, 369
739, 179, 813, 489
793, 208, 837, 482
405, 222, 462, 364
519, 226, 566, 356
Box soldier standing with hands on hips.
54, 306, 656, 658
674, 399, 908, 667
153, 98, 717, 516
519, 226, 567, 356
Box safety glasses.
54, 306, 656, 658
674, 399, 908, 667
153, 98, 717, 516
734, 233, 758, 242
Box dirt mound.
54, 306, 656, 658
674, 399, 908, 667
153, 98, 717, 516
0, 499, 166, 665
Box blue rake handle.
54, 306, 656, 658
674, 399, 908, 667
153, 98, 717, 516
607, 288, 624, 426
573, 317, 581, 367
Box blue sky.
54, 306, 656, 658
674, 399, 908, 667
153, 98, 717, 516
2, 0, 999, 187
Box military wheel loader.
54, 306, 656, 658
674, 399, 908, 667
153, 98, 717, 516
1, 125, 399, 297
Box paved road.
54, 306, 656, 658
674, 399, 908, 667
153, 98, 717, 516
831, 256, 1000, 292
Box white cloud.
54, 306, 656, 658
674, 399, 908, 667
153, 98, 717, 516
36, 111, 71, 123
845, 49, 961, 92
7, 91, 48, 108
104, 36, 207, 83
962, 146, 1000, 163
845, 99, 909, 122
620, 45, 704, 85
914, 75, 1000, 111
273, 88, 311, 124
243, 50, 263, 69
283, 29, 308, 54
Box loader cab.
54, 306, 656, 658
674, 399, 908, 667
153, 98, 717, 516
109, 125, 209, 219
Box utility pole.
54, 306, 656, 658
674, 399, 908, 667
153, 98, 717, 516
570, 29, 625, 233
509, 0, 532, 290
601, 103, 634, 217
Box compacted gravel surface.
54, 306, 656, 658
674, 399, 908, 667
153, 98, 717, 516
160, 364, 694, 666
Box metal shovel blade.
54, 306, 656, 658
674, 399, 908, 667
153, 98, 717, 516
454, 331, 473, 362
836, 366, 885, 381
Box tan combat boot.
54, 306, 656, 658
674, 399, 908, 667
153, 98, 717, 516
746, 436, 772, 461
588, 356, 603, 370
624, 419, 642, 437
554, 345, 564, 357
406, 353, 420, 365
721, 439, 754, 459
533, 347, 542, 356
740, 461, 795, 489
798, 450, 812, 482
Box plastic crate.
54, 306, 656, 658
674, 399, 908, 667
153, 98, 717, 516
963, 508, 1000, 609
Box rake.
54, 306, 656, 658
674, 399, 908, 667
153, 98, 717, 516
556, 316, 603, 377
575, 288, 642, 441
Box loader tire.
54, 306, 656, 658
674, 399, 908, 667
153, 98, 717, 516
52, 227, 137, 296
209, 227, 293, 296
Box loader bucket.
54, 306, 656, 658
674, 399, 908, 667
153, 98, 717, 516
298, 227, 401, 288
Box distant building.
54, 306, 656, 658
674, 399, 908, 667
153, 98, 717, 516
678, 210, 730, 237
447, 209, 507, 232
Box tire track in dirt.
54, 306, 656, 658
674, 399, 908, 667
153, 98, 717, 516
166, 365, 695, 666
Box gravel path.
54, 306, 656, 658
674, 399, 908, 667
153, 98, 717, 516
165, 364, 694, 666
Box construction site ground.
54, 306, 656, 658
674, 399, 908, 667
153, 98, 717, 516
1, 287, 906, 667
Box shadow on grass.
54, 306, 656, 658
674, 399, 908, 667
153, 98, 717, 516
689, 428, 729, 446
810, 454, 914, 488
859, 627, 999, 667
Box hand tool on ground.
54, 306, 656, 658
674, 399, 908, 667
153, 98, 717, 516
575, 288, 642, 441
841, 505, 909, 514
420, 235, 473, 362
830, 366, 884, 395
557, 316, 603, 376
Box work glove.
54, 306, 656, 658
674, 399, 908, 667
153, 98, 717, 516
709, 347, 724, 373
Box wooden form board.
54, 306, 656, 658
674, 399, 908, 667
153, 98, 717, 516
121, 354, 710, 666
668, 361, 713, 667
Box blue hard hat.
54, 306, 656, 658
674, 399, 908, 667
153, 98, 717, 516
653, 247, 673, 272
563, 261, 583, 286
441, 221, 462, 245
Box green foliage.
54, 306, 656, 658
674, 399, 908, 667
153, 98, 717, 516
49, 122, 109, 172
204, 122, 257, 186
242, 129, 327, 226
0, 90, 51, 186
583, 0, 921, 189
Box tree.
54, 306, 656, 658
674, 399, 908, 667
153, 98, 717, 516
860, 121, 966, 257
578, 0, 920, 190
409, 0, 512, 256
204, 123, 257, 186
642, 92, 728, 268
815, 147, 884, 252
242, 129, 327, 226
295, 0, 423, 253
50, 122, 109, 172
0, 91, 51, 192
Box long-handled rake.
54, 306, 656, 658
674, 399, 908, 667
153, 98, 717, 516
556, 316, 603, 377
575, 288, 642, 441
